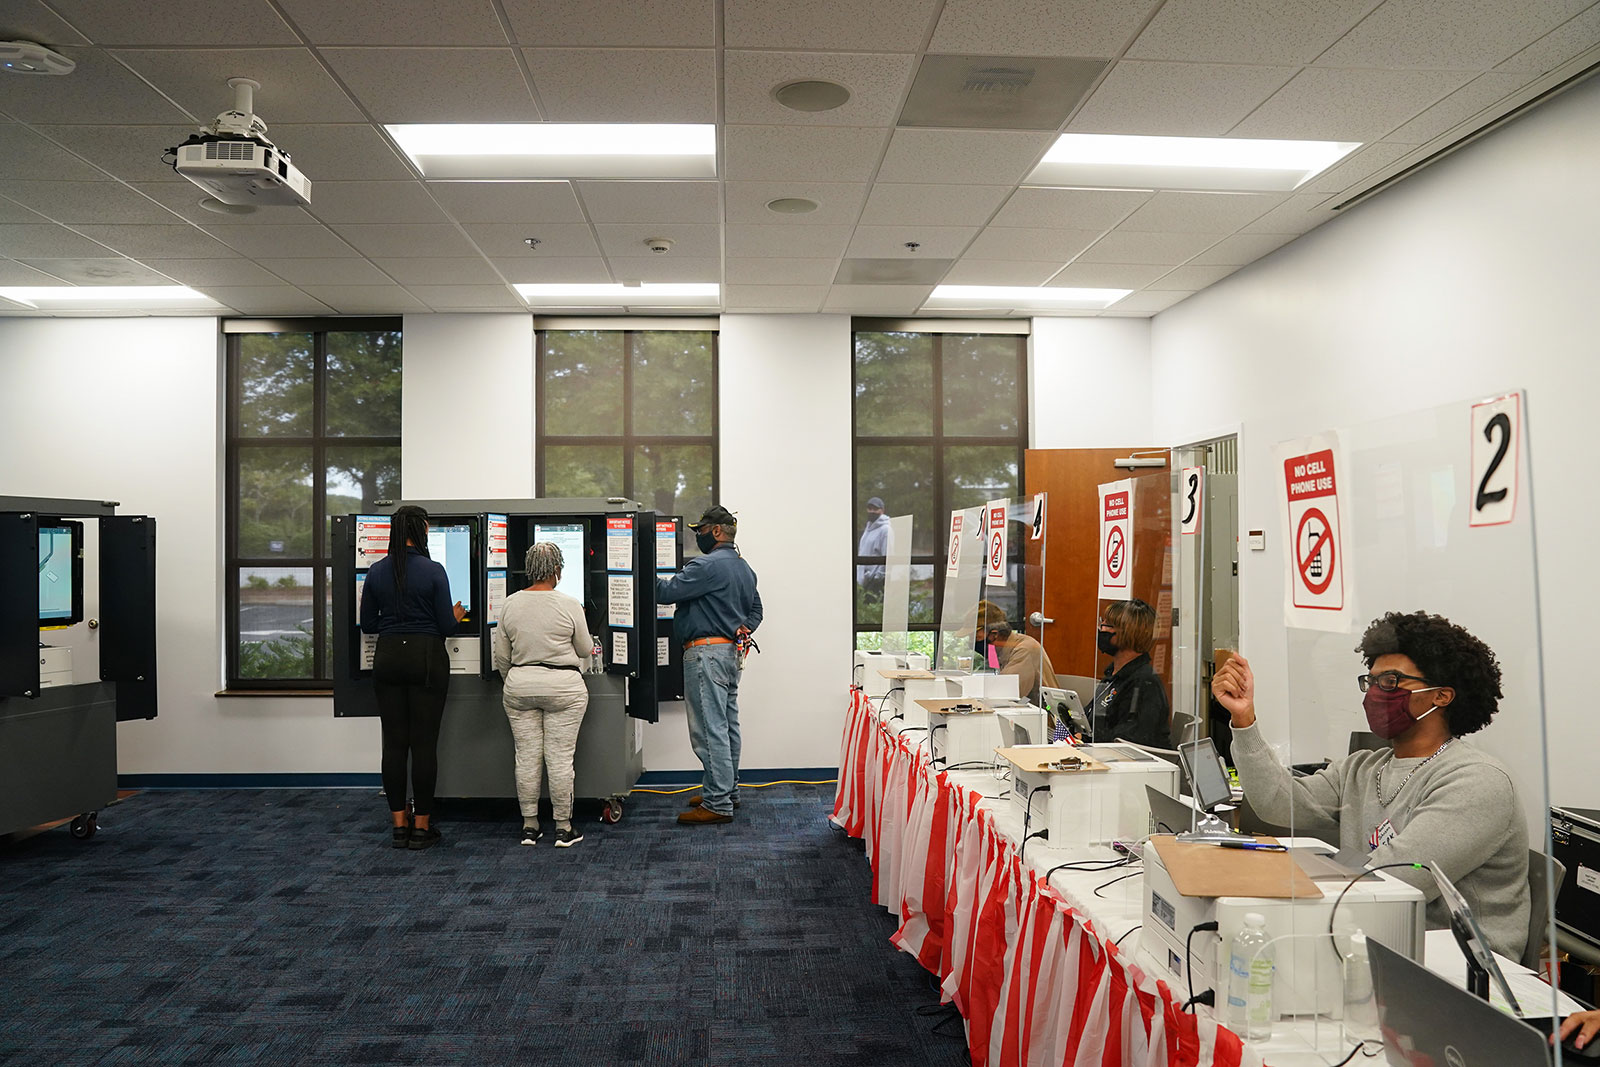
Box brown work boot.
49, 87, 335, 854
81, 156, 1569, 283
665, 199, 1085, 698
677, 806, 733, 825
686, 794, 740, 808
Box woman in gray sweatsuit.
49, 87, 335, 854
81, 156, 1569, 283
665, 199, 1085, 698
492, 542, 593, 848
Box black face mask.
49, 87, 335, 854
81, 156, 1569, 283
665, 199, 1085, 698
1096, 630, 1118, 656
695, 530, 717, 554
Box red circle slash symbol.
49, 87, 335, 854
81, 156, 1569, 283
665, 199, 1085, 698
990, 534, 1003, 573
1295, 508, 1335, 595
1105, 526, 1126, 579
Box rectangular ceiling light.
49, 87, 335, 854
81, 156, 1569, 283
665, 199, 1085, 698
1026, 134, 1360, 192
515, 283, 719, 308
925, 284, 1130, 311
0, 285, 223, 310
386, 124, 717, 179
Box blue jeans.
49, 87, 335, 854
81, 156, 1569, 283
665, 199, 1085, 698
682, 643, 741, 816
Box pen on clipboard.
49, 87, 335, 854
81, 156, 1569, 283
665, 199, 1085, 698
1214, 840, 1288, 852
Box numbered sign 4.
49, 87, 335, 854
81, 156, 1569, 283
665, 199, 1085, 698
1470, 393, 1520, 528
1180, 467, 1204, 535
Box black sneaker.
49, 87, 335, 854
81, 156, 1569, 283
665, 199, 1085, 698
391, 826, 409, 849
408, 826, 442, 851
554, 828, 583, 848
520, 826, 542, 846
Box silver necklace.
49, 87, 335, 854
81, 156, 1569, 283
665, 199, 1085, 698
1377, 738, 1456, 806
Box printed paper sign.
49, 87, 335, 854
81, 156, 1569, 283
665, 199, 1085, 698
486, 514, 508, 568
1280, 436, 1347, 622
611, 630, 628, 666
1469, 393, 1520, 528
655, 520, 677, 569
656, 585, 676, 620
606, 516, 633, 570
1097, 480, 1133, 599
657, 636, 670, 667
1030, 493, 1046, 541
984, 498, 1009, 586
486, 570, 507, 626
354, 515, 391, 569
608, 574, 634, 627
1180, 467, 1204, 535
360, 633, 377, 672
945, 512, 964, 578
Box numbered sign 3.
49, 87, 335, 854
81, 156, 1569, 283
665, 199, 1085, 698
1180, 467, 1204, 535
1470, 393, 1520, 528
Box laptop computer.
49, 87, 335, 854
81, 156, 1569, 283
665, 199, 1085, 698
1040, 685, 1090, 736
1145, 784, 1201, 836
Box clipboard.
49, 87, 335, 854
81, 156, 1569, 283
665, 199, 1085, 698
1149, 834, 1325, 900
879, 668, 935, 680
918, 698, 996, 715
995, 747, 1110, 774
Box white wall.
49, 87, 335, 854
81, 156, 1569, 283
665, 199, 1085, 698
1029, 317, 1153, 448
1149, 76, 1600, 817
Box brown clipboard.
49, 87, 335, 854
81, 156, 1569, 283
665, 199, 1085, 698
917, 698, 995, 715
878, 668, 935, 680
994, 747, 1110, 774
1149, 835, 1325, 900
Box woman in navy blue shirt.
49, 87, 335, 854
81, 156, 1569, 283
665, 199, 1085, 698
359, 505, 464, 850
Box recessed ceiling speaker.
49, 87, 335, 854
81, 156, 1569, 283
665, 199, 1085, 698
773, 80, 851, 112
766, 197, 818, 215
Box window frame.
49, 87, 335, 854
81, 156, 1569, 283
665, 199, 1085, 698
223, 317, 403, 690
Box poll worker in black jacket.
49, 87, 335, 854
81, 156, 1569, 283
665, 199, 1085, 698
359, 505, 465, 851
1094, 598, 1171, 748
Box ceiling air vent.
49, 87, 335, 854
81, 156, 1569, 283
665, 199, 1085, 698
898, 54, 1106, 131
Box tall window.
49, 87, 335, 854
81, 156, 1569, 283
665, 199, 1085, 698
225, 320, 402, 688
537, 329, 717, 523
852, 326, 1028, 651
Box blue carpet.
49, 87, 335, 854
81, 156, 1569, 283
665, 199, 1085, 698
0, 785, 968, 1067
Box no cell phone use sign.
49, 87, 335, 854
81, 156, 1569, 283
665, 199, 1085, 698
1283, 445, 1344, 613
1097, 479, 1133, 601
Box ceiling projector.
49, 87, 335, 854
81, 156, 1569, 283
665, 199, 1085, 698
166, 78, 311, 207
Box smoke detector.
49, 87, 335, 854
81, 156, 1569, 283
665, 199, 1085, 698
0, 40, 75, 75
644, 236, 674, 254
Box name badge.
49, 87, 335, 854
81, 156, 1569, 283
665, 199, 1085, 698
1368, 818, 1396, 851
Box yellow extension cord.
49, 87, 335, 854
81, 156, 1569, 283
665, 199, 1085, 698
632, 779, 837, 795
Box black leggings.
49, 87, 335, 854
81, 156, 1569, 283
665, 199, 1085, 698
373, 634, 450, 817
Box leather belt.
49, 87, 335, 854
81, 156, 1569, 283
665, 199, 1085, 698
684, 636, 734, 650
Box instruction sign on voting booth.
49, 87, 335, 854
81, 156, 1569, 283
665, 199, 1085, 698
1097, 479, 1132, 600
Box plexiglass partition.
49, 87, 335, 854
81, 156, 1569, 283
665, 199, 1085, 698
935, 506, 985, 672
880, 514, 914, 657
1091, 471, 1173, 743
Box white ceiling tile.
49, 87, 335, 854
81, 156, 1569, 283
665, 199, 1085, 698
333, 223, 480, 258
305, 181, 450, 225
253, 258, 396, 285
112, 48, 365, 124
526, 49, 716, 122
723, 51, 917, 127
822, 284, 933, 313
1046, 262, 1173, 288
32, 125, 206, 184
488, 257, 612, 283
0, 224, 113, 258
1067, 60, 1298, 136
136, 258, 287, 286
1228, 68, 1473, 141
318, 48, 536, 123
725, 0, 941, 51
1317, 0, 1587, 70
724, 284, 828, 310
723, 126, 891, 182
0, 1, 91, 46
1302, 141, 1415, 194
463, 222, 600, 258
875, 129, 1056, 186
725, 223, 853, 259
13, 257, 175, 284
275, 0, 510, 46
45, 0, 297, 45
127, 181, 317, 227
185, 285, 332, 314
725, 182, 868, 226
69, 224, 235, 258
1105, 289, 1193, 313
606, 257, 722, 283
594, 223, 721, 259
0, 259, 79, 284
406, 284, 523, 309
942, 260, 1064, 285
0, 195, 47, 224
845, 225, 976, 259
1075, 230, 1224, 264
1116, 191, 1282, 233
372, 258, 505, 285
1241, 193, 1338, 234
989, 188, 1150, 230
1187, 232, 1297, 265
0, 181, 178, 225
203, 224, 360, 258
1129, 0, 1374, 64
1, 47, 192, 125
723, 258, 841, 284
576, 181, 720, 224
963, 227, 1101, 261
859, 184, 1011, 227
929, 0, 1160, 56
1498, 5, 1600, 71
0, 126, 108, 181
295, 285, 428, 313
1148, 263, 1241, 290
1384, 71, 1537, 144
501, 0, 716, 47
262, 125, 417, 182
428, 182, 585, 225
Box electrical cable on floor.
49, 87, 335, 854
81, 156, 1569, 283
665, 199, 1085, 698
632, 778, 839, 795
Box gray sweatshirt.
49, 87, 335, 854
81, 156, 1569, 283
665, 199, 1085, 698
491, 589, 592, 712
1231, 723, 1529, 961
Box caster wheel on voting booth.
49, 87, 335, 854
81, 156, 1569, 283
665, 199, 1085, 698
69, 812, 98, 840
600, 798, 624, 824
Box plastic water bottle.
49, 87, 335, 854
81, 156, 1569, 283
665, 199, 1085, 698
1342, 931, 1378, 1046
590, 636, 603, 673
1226, 913, 1274, 1041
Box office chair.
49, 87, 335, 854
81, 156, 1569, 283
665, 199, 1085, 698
1348, 730, 1390, 754
1169, 711, 1196, 749
1525, 848, 1568, 971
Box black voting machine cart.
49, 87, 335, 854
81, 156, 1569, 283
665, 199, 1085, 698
332, 498, 683, 824
0, 496, 158, 839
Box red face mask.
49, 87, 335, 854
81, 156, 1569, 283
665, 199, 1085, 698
1362, 686, 1440, 739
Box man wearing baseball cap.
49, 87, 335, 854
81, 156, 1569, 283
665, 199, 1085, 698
856, 496, 891, 597
657, 505, 763, 825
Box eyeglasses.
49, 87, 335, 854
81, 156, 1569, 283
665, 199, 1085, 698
1357, 670, 1431, 693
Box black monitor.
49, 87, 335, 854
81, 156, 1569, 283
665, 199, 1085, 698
38, 520, 84, 629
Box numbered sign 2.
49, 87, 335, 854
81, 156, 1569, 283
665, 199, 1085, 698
1469, 393, 1520, 528
1180, 467, 1203, 536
